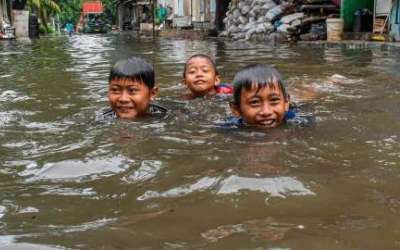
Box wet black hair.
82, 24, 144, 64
232, 64, 288, 106
109, 57, 155, 89
182, 54, 219, 78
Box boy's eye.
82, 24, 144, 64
269, 97, 282, 105
128, 88, 139, 94
110, 86, 120, 93
248, 99, 261, 106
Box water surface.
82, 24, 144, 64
1, 34, 400, 249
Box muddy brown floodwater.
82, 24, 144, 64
1, 34, 400, 249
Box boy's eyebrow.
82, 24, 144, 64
245, 90, 282, 99
246, 92, 262, 99
187, 60, 212, 66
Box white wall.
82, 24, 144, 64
210, 0, 216, 13
12, 10, 28, 37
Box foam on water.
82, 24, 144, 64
49, 218, 117, 234
41, 187, 97, 197
17, 206, 40, 214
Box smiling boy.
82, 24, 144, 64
229, 64, 295, 129
182, 54, 233, 98
103, 57, 166, 120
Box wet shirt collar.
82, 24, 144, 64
223, 107, 298, 128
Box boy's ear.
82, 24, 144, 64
181, 79, 186, 86
150, 86, 158, 101
229, 102, 241, 117
284, 94, 290, 112
215, 75, 221, 86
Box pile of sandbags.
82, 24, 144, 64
220, 0, 339, 42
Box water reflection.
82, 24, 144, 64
201, 217, 299, 243
122, 160, 163, 184
138, 175, 313, 200
24, 155, 132, 182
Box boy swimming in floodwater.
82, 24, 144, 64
227, 64, 297, 129
182, 54, 233, 98
101, 56, 166, 120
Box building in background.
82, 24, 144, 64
0, 0, 15, 39
117, 0, 153, 31
115, 0, 230, 32
390, 0, 400, 41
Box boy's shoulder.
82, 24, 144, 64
97, 103, 168, 121
222, 116, 245, 128
222, 106, 313, 128
215, 83, 233, 95
286, 106, 297, 120
285, 106, 314, 127
149, 103, 168, 114
97, 108, 117, 121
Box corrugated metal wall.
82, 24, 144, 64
390, 0, 400, 40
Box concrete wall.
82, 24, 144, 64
118, 3, 124, 30
210, 0, 215, 13
170, 0, 214, 27
12, 10, 28, 37
184, 0, 190, 16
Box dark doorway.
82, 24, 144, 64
11, 0, 27, 10
215, 0, 230, 31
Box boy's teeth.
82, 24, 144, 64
261, 120, 273, 125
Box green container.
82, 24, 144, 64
341, 0, 374, 31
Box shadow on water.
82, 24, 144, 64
1, 34, 400, 249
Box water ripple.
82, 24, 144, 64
137, 175, 314, 200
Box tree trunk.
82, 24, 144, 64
39, 8, 49, 32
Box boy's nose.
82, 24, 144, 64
259, 102, 273, 115
119, 90, 130, 102
195, 71, 204, 77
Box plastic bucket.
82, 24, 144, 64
326, 18, 344, 41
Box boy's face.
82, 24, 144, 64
108, 78, 157, 119
231, 82, 289, 129
183, 57, 220, 96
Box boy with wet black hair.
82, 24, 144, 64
182, 54, 233, 98
228, 64, 296, 129
102, 56, 166, 120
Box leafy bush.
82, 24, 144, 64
38, 25, 54, 34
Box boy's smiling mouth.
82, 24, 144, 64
117, 106, 134, 113
194, 80, 207, 85
257, 119, 277, 127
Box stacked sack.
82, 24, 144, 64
220, 0, 339, 42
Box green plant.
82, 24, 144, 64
101, 0, 117, 24
27, 0, 60, 32
58, 0, 82, 26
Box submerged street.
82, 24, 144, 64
1, 34, 400, 249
